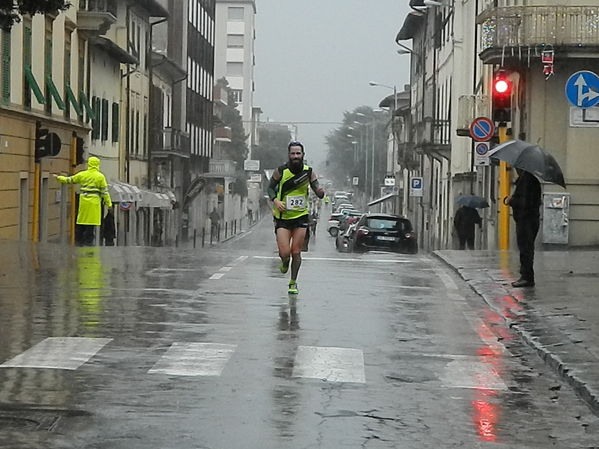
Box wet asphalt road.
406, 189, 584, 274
0, 215, 598, 449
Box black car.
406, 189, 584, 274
349, 213, 417, 254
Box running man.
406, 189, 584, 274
268, 141, 325, 294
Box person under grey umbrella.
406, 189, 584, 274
453, 205, 482, 250
505, 168, 542, 287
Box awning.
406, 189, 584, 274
368, 193, 398, 207
108, 181, 143, 203
138, 190, 173, 209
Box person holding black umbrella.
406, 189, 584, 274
454, 205, 482, 250
505, 169, 542, 287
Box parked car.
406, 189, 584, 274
348, 214, 418, 254
328, 210, 362, 237
327, 213, 344, 237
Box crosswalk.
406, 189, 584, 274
0, 337, 510, 389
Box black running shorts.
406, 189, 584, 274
274, 214, 309, 232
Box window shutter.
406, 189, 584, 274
101, 98, 109, 141
111, 102, 119, 142
1, 30, 10, 104
91, 96, 100, 140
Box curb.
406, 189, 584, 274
432, 251, 599, 416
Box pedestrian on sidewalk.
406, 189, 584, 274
54, 156, 112, 246
453, 205, 482, 250
505, 168, 541, 287
209, 208, 220, 240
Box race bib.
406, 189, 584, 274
286, 195, 305, 210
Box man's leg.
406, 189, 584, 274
466, 233, 475, 250
276, 228, 292, 273
289, 227, 307, 282
516, 216, 539, 282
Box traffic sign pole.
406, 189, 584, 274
498, 125, 511, 251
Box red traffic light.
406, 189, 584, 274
494, 79, 510, 94
493, 71, 512, 95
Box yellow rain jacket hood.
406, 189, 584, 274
56, 157, 112, 226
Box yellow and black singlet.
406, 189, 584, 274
272, 164, 312, 220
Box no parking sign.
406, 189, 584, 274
474, 142, 490, 166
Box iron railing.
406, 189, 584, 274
479, 6, 599, 49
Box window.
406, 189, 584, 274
226, 62, 243, 76
228, 6, 244, 20
232, 89, 242, 104
227, 34, 244, 48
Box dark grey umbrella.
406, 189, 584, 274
456, 195, 489, 209
488, 140, 566, 188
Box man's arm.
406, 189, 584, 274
309, 171, 325, 199
268, 168, 286, 212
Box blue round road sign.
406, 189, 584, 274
475, 142, 489, 155
469, 117, 495, 142
565, 71, 599, 109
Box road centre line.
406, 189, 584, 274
232, 255, 248, 265
252, 255, 413, 263
148, 342, 237, 376
0, 337, 112, 370
209, 273, 225, 280
219, 266, 232, 272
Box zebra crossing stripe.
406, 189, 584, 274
292, 346, 365, 383
0, 337, 112, 370
440, 359, 508, 390
148, 342, 237, 376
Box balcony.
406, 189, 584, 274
151, 128, 190, 159
214, 126, 232, 143
78, 0, 118, 35
478, 6, 599, 64
206, 160, 237, 178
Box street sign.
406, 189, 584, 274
565, 71, 599, 109
352, 176, 359, 186
469, 117, 495, 142
474, 142, 490, 166
409, 177, 423, 197
384, 176, 395, 186
248, 174, 262, 183
243, 159, 260, 171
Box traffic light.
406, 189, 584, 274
35, 121, 62, 160
492, 70, 512, 123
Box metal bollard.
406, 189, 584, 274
225, 222, 228, 239
202, 228, 205, 247
193, 229, 197, 248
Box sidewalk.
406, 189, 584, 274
434, 249, 599, 415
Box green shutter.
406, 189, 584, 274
1, 30, 11, 105
23, 24, 32, 107
91, 96, 100, 140
111, 102, 119, 142
65, 84, 82, 116
46, 75, 65, 110
79, 90, 95, 121
24, 66, 45, 105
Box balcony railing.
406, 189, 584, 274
479, 6, 599, 50
77, 0, 118, 34
152, 128, 190, 158
79, 0, 118, 16
208, 160, 237, 178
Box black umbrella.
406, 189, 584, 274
456, 195, 489, 209
488, 140, 566, 188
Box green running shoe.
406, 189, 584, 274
288, 281, 299, 295
279, 259, 290, 274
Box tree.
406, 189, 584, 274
1, 0, 70, 30
253, 125, 292, 171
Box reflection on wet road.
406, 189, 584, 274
0, 221, 598, 448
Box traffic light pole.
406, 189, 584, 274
32, 159, 41, 242
498, 124, 511, 250
69, 133, 77, 245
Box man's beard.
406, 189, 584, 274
288, 158, 304, 173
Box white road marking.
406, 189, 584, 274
440, 359, 508, 390
232, 256, 248, 265
292, 346, 365, 383
462, 312, 507, 355
209, 273, 225, 280
219, 266, 232, 272
0, 337, 112, 370
148, 342, 236, 376
148, 268, 201, 273
252, 255, 413, 263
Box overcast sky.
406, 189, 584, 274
254, 0, 412, 168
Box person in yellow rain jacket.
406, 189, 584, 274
55, 156, 112, 246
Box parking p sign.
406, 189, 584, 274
410, 177, 423, 197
